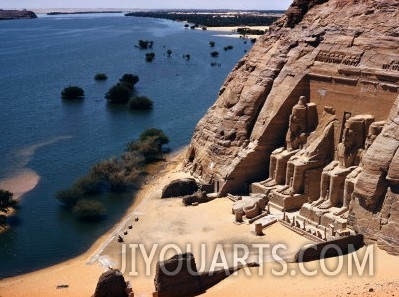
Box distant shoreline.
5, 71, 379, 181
46, 11, 123, 15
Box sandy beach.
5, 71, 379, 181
206, 26, 269, 39
1, 151, 399, 296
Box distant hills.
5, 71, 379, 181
0, 9, 37, 20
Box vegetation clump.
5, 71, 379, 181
128, 96, 154, 110
136, 39, 154, 49
0, 189, 17, 228
105, 83, 131, 104
119, 73, 139, 90
56, 128, 169, 222
125, 11, 281, 27
210, 51, 219, 57
61, 86, 85, 100
72, 199, 106, 221
145, 52, 156, 62
94, 73, 108, 81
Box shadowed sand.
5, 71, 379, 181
0, 151, 399, 296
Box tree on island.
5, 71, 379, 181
61, 86, 85, 100
166, 49, 172, 57
105, 83, 131, 104
0, 189, 17, 227
128, 96, 154, 110
94, 73, 108, 81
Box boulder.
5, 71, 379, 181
161, 178, 198, 198
154, 253, 202, 297
182, 190, 211, 206
94, 269, 129, 297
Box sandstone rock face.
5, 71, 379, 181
185, 0, 399, 252
349, 95, 399, 254
94, 269, 129, 297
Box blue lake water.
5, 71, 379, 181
0, 13, 252, 277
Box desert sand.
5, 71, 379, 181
206, 26, 269, 39
1, 151, 399, 297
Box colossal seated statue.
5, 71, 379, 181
333, 120, 385, 217
312, 115, 375, 210
263, 96, 317, 187
296, 119, 385, 230
268, 107, 336, 211
251, 96, 318, 195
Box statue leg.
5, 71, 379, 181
319, 175, 342, 209
263, 155, 277, 185
291, 164, 305, 194
274, 156, 287, 185
312, 172, 329, 206
334, 178, 353, 216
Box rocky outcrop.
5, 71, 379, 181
0, 9, 37, 20
154, 253, 203, 297
349, 95, 399, 255
161, 178, 198, 198
153, 252, 259, 296
185, 0, 399, 252
94, 269, 130, 297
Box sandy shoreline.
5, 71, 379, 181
205, 26, 268, 39
1, 150, 399, 296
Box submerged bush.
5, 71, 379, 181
61, 86, 84, 100
72, 199, 106, 221
210, 51, 219, 57
105, 83, 131, 104
73, 175, 103, 195
56, 128, 169, 222
145, 52, 155, 62
119, 73, 139, 90
56, 188, 84, 209
94, 73, 108, 81
128, 96, 154, 110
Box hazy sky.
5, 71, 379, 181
1, 0, 293, 10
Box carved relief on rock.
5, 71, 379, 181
315, 51, 361, 66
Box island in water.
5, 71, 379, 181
0, 9, 37, 20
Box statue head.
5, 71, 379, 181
290, 96, 308, 132
365, 121, 385, 150
288, 114, 300, 134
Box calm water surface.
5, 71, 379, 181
0, 13, 252, 277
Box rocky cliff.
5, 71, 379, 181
185, 0, 399, 253
0, 9, 37, 20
